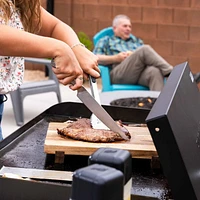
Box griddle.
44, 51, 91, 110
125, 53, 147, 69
0, 102, 172, 200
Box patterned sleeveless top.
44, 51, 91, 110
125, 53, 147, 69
0, 1, 24, 94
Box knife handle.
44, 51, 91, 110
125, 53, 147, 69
90, 76, 96, 83
51, 58, 56, 68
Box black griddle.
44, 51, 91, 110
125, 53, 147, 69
0, 102, 172, 200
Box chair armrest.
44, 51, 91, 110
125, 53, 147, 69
24, 57, 57, 81
25, 57, 52, 65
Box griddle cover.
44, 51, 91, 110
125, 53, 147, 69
146, 62, 200, 200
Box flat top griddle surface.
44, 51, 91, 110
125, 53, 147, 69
0, 102, 172, 199
0, 119, 48, 169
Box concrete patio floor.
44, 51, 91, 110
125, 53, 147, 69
2, 84, 81, 139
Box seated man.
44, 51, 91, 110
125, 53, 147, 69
93, 14, 173, 91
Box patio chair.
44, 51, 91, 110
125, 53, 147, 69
93, 27, 149, 92
10, 57, 61, 126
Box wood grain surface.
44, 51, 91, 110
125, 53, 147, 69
44, 122, 157, 159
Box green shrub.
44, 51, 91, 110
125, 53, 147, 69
77, 31, 93, 51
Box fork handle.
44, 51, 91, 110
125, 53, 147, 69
89, 76, 101, 104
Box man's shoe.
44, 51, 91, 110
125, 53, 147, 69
193, 72, 200, 84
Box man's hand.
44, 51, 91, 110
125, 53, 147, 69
115, 52, 130, 63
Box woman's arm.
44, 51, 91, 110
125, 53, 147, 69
39, 7, 80, 47
0, 24, 83, 89
39, 7, 100, 80
0, 24, 66, 59
0, 7, 100, 90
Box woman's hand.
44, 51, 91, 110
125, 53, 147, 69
71, 45, 100, 80
52, 45, 84, 90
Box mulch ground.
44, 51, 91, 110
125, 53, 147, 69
24, 70, 47, 82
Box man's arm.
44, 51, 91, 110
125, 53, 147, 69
93, 36, 129, 66
96, 54, 118, 65
96, 53, 129, 65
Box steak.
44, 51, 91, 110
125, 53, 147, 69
57, 118, 131, 143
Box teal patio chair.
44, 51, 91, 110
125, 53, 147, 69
93, 27, 149, 92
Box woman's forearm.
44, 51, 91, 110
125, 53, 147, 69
0, 25, 69, 59
39, 7, 80, 48
50, 22, 81, 47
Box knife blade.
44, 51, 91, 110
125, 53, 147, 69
77, 86, 129, 140
89, 76, 109, 130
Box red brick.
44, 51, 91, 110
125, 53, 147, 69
127, 0, 157, 6
41, 0, 46, 8
143, 7, 173, 23
97, 21, 113, 31
84, 5, 112, 20
55, 0, 72, 4
99, 0, 128, 4
113, 6, 142, 22
71, 4, 84, 20
158, 24, 189, 40
158, 0, 191, 7
174, 9, 200, 26
54, 2, 71, 22
162, 55, 188, 67
144, 39, 173, 55
73, 18, 97, 36
74, 0, 98, 3
56, 0, 71, 2
188, 57, 200, 73
173, 41, 200, 57
132, 23, 157, 40
190, 26, 200, 41
191, 0, 200, 8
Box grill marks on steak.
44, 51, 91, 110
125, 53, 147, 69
57, 118, 131, 143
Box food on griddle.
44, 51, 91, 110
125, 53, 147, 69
57, 118, 131, 143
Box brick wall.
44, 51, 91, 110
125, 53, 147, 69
51, 0, 200, 74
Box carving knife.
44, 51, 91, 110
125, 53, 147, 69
77, 84, 129, 140
51, 60, 129, 140
89, 76, 109, 130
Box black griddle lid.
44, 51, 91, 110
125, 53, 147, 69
146, 62, 200, 200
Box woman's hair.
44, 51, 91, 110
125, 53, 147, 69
112, 14, 130, 27
0, 0, 41, 33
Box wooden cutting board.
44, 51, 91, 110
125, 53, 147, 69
44, 122, 157, 159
